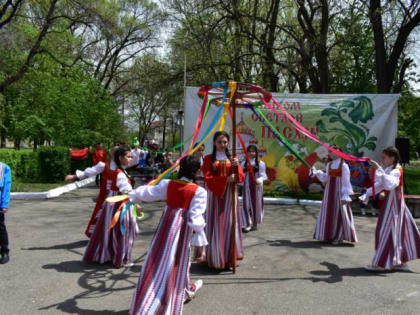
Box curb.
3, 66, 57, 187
11, 178, 322, 206
239, 197, 321, 206
11, 177, 95, 200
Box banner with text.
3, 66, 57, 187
184, 87, 399, 193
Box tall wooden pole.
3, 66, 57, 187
230, 86, 238, 274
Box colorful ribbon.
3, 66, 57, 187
246, 103, 310, 167
268, 98, 370, 163
149, 89, 229, 186
227, 107, 257, 183
109, 200, 129, 233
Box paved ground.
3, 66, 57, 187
2, 184, 420, 315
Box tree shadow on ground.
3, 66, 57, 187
39, 299, 128, 315
193, 261, 388, 286
307, 261, 390, 283
40, 253, 147, 315
23, 240, 88, 251
267, 239, 355, 248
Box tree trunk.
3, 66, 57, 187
369, 0, 420, 93
0, 130, 5, 148
14, 139, 20, 150
162, 116, 167, 150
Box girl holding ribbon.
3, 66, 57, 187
65, 146, 142, 238
311, 146, 358, 245
240, 145, 267, 233
359, 146, 420, 271
128, 155, 207, 315
83, 145, 138, 268
202, 131, 245, 270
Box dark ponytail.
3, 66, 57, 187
114, 145, 132, 180
178, 155, 201, 182
383, 146, 400, 169
244, 144, 259, 172
211, 131, 231, 174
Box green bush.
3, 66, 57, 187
38, 146, 72, 182
0, 147, 96, 184
0, 149, 39, 182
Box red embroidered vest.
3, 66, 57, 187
167, 180, 199, 209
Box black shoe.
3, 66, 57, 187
242, 226, 251, 233
250, 225, 258, 231
0, 253, 9, 264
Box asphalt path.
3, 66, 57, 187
1, 184, 420, 315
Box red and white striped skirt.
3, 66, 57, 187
83, 190, 138, 268
240, 173, 264, 227
314, 177, 357, 242
205, 184, 244, 269
372, 188, 420, 268
130, 206, 197, 315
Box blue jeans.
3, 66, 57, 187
0, 213, 9, 254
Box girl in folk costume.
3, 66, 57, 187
241, 145, 268, 233
83, 146, 138, 268
129, 156, 207, 315
311, 147, 358, 244
202, 131, 245, 270
193, 143, 205, 187
65, 147, 141, 238
359, 147, 420, 271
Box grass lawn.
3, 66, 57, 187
404, 168, 420, 195
12, 181, 67, 192
264, 191, 323, 200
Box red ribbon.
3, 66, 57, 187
188, 86, 210, 151
268, 98, 370, 162
227, 107, 257, 183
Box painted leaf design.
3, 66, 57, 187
329, 116, 340, 123
321, 108, 337, 117
349, 96, 374, 123
316, 120, 329, 133
363, 142, 376, 151
339, 100, 355, 110
340, 120, 367, 147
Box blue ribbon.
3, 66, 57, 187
195, 84, 228, 144
120, 201, 133, 235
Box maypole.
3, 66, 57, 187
229, 83, 238, 273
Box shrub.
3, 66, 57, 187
0, 149, 39, 182
0, 147, 96, 183
38, 146, 72, 182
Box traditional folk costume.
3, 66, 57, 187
93, 147, 107, 185
129, 178, 207, 315
202, 152, 245, 269
360, 165, 420, 269
76, 149, 142, 238
312, 158, 358, 243
83, 165, 137, 268
195, 156, 205, 187
240, 159, 267, 229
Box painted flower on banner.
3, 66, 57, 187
315, 96, 377, 157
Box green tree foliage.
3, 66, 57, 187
0, 0, 166, 149
398, 91, 420, 157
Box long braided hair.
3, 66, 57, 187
114, 145, 132, 182
244, 144, 259, 173
382, 146, 400, 170
178, 155, 201, 182
211, 131, 232, 175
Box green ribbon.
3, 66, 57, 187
255, 107, 310, 167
